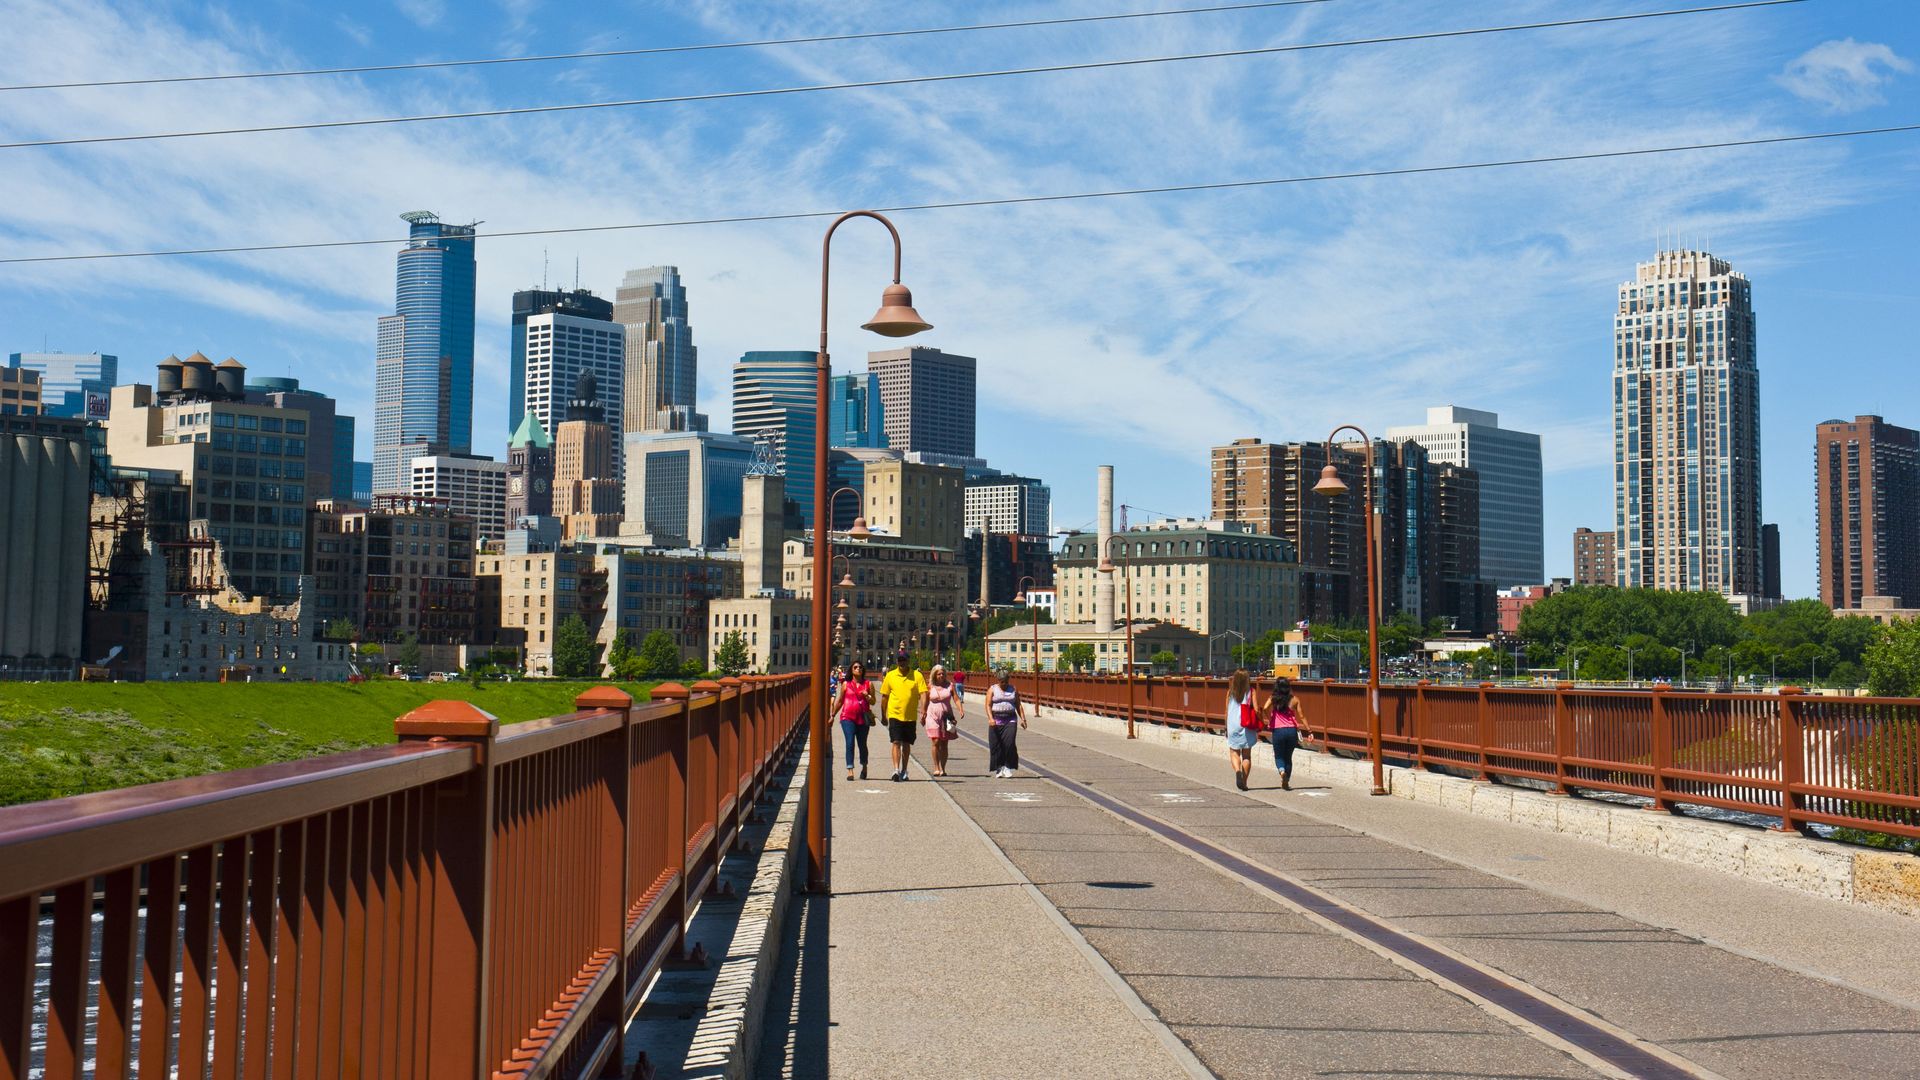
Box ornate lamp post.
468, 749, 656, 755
807, 211, 930, 894
1311, 430, 1387, 796
1098, 534, 1137, 739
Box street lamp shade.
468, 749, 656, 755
1096, 559, 1116, 574
848, 516, 872, 540
835, 597, 848, 610
1312, 463, 1350, 497
837, 572, 855, 588
861, 283, 933, 337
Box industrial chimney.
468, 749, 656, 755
1094, 465, 1115, 633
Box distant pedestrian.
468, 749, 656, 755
1225, 669, 1258, 790
878, 649, 927, 782
986, 667, 1026, 777
921, 665, 963, 777
1262, 677, 1307, 790
833, 661, 876, 781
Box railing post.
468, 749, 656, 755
1551, 682, 1573, 795
1776, 687, 1806, 833
1475, 682, 1494, 782
1412, 680, 1430, 770
393, 699, 499, 1080
721, 677, 748, 808
573, 685, 632, 1044
650, 682, 694, 956
1647, 683, 1674, 812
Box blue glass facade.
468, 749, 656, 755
731, 351, 819, 526
373, 213, 476, 493
7, 352, 117, 417
828, 371, 886, 448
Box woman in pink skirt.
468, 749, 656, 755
921, 665, 964, 777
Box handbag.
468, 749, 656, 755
1238, 699, 1265, 732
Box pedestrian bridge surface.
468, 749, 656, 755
756, 712, 1920, 1080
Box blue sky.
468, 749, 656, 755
1, 0, 1916, 596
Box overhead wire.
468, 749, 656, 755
0, 0, 1341, 92
4, 120, 1912, 266
0, 1, 1806, 151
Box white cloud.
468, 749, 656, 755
1776, 38, 1913, 112
395, 0, 445, 29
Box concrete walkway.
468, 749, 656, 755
755, 738, 1201, 1080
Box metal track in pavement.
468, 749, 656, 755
957, 730, 1714, 1080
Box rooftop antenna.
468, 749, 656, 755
542, 249, 548, 289
573, 256, 580, 291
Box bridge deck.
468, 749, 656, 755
760, 713, 1920, 1080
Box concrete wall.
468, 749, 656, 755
0, 433, 89, 663
1040, 705, 1920, 920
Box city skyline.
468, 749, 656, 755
0, 1, 1916, 596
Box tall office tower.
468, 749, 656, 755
1211, 437, 1285, 535
732, 351, 818, 526
352, 462, 373, 504
505, 412, 554, 528
1572, 527, 1616, 586
615, 266, 706, 434
867, 346, 976, 456
1387, 406, 1543, 587
553, 373, 621, 538
409, 453, 509, 542
622, 430, 754, 548
860, 458, 966, 549
509, 288, 611, 441
521, 309, 626, 480
963, 475, 1051, 535
7, 352, 117, 418
1613, 248, 1763, 598
1435, 463, 1494, 633
373, 211, 476, 493
1211, 437, 1361, 620
1816, 415, 1920, 609
829, 371, 887, 448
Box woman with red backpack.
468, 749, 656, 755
833, 660, 877, 781
1224, 669, 1259, 790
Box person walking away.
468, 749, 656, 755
833, 661, 876, 781
921, 665, 962, 777
1263, 677, 1307, 790
1224, 669, 1258, 790
878, 649, 927, 782
986, 667, 1026, 777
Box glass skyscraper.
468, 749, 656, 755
373, 211, 476, 493
7, 352, 117, 418
732, 351, 818, 526
829, 371, 886, 448
1386, 406, 1543, 588
509, 288, 611, 439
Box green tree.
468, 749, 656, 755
393, 631, 422, 674
954, 647, 985, 673
1149, 649, 1178, 672
680, 657, 706, 679
715, 631, 751, 677
552, 615, 598, 678
636, 630, 684, 679
323, 618, 357, 643
1864, 618, 1920, 697
606, 631, 636, 677
1059, 643, 1096, 672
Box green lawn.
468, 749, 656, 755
0, 679, 656, 807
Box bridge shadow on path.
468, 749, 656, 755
755, 888, 830, 1079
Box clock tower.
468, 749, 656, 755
505, 411, 555, 528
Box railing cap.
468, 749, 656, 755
691, 679, 724, 693
717, 676, 744, 687
395, 698, 499, 740
573, 684, 634, 711
651, 681, 691, 701
1779, 686, 1806, 695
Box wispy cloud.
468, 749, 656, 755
395, 0, 445, 30
1776, 38, 1913, 112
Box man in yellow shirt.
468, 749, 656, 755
878, 648, 928, 782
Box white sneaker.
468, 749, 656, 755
1000, 767, 1014, 778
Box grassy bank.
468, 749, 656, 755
0, 679, 655, 807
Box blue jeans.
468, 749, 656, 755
841, 719, 870, 769
1271, 727, 1301, 775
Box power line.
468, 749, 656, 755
0, 1, 1804, 151
0, 0, 1340, 93
4, 121, 1910, 266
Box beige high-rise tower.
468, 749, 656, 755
1612, 248, 1763, 598
614, 266, 707, 434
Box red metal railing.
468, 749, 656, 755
0, 675, 809, 1080
991, 672, 1920, 840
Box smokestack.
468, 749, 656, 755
1094, 465, 1115, 633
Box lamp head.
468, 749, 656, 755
837, 572, 855, 588
849, 516, 872, 540
861, 283, 932, 337
1312, 464, 1350, 497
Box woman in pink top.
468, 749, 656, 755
1260, 677, 1309, 790
921, 665, 963, 778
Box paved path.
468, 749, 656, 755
755, 742, 1199, 1080
761, 717, 1920, 1079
